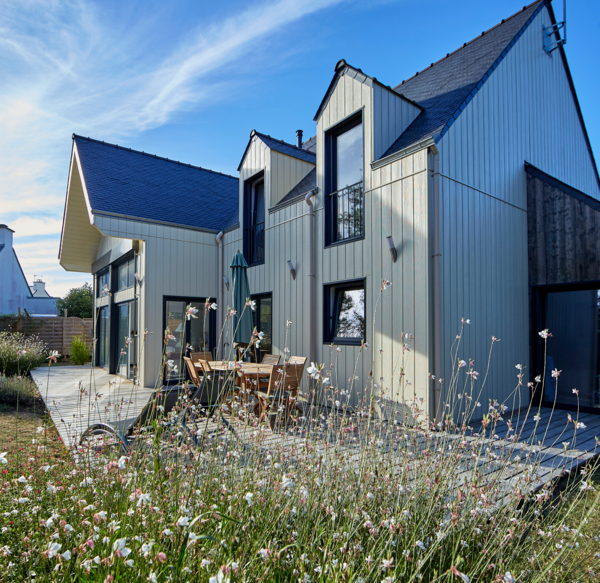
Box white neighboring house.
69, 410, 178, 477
59, 0, 600, 418
0, 224, 58, 316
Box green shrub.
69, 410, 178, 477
70, 335, 90, 365
0, 374, 38, 406
0, 332, 46, 376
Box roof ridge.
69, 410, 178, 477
72, 134, 238, 180
252, 130, 316, 156
393, 0, 543, 91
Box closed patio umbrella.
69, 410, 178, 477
230, 251, 254, 346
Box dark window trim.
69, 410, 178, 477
323, 278, 366, 346
112, 299, 138, 379
324, 110, 365, 247
531, 280, 600, 414
96, 304, 110, 371
243, 171, 266, 267
95, 267, 111, 298
162, 295, 217, 385
251, 292, 272, 362
114, 252, 136, 292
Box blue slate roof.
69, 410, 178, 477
237, 130, 316, 170
74, 135, 239, 232
382, 1, 544, 158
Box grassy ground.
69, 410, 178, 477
0, 401, 68, 463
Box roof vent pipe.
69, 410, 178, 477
296, 130, 303, 148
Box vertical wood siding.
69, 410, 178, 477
95, 216, 219, 387
269, 152, 314, 208
223, 73, 430, 409
434, 4, 600, 412
372, 84, 422, 160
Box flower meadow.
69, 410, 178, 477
1, 287, 599, 582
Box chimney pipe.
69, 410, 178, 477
296, 130, 303, 149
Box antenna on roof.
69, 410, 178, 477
544, 0, 567, 54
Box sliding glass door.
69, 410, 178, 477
541, 288, 600, 408
115, 301, 137, 381
97, 306, 110, 369
163, 297, 215, 384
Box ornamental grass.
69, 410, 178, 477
1, 286, 599, 583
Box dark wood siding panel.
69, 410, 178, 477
527, 172, 600, 286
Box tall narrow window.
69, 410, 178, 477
251, 293, 272, 362
244, 173, 265, 266
325, 113, 364, 245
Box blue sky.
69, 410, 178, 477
1, 0, 599, 297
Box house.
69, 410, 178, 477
0, 224, 58, 316
59, 0, 600, 418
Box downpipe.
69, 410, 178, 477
305, 188, 317, 400
216, 231, 224, 359
429, 149, 443, 426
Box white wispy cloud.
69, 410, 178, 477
0, 0, 343, 297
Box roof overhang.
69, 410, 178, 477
58, 142, 103, 273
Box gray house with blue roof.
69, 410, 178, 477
60, 0, 600, 418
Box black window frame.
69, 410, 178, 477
96, 268, 110, 298
323, 278, 366, 346
243, 171, 266, 266
115, 255, 136, 292
324, 110, 365, 247
250, 292, 272, 362
162, 295, 217, 385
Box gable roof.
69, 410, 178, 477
383, 1, 544, 159
73, 135, 239, 232
237, 130, 316, 171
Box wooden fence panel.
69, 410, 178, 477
19, 317, 94, 356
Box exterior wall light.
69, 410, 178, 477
387, 236, 398, 263
223, 275, 230, 291
287, 260, 296, 280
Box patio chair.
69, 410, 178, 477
80, 362, 235, 455
256, 354, 281, 390
288, 356, 307, 366
255, 362, 305, 426
190, 351, 213, 363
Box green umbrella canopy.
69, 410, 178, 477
230, 251, 254, 345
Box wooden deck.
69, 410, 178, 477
33, 368, 600, 495
31, 365, 155, 449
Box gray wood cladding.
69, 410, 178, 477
527, 171, 600, 286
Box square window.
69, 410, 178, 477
324, 280, 366, 345
325, 112, 364, 246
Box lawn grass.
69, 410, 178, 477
0, 402, 69, 466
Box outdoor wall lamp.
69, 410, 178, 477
387, 236, 398, 263
287, 260, 296, 280
223, 275, 230, 291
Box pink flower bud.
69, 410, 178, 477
158, 552, 167, 563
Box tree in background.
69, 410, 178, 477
56, 283, 93, 319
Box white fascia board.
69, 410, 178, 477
72, 142, 95, 224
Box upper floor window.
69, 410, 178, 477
96, 269, 110, 297
117, 257, 135, 291
244, 173, 265, 266
325, 113, 364, 246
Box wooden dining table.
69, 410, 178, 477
193, 361, 274, 393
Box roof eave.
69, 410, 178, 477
371, 136, 438, 170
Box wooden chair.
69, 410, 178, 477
184, 356, 203, 387
288, 356, 307, 366
256, 363, 305, 425
190, 351, 212, 363
261, 354, 281, 365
